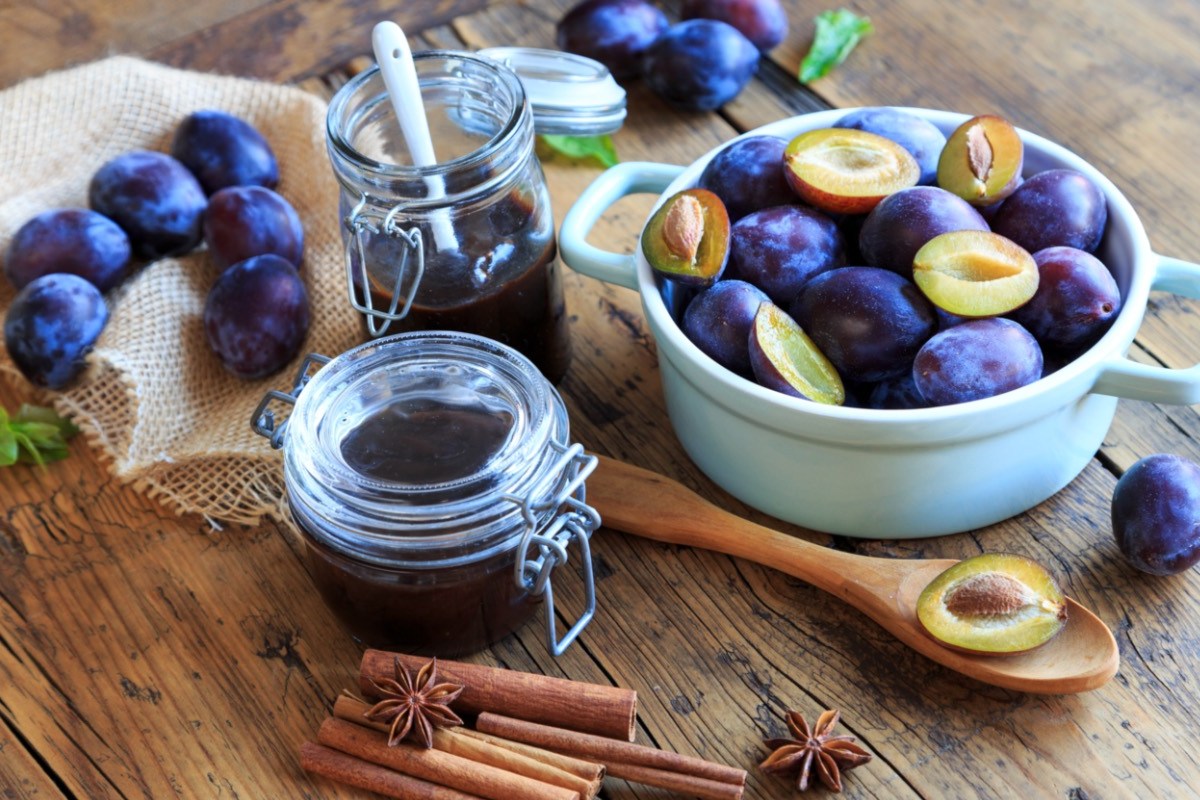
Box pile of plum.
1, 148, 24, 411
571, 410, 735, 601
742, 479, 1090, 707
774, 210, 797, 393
643, 108, 1120, 409
557, 0, 786, 110
3, 111, 310, 389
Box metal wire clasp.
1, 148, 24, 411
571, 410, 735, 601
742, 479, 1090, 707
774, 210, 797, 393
503, 443, 601, 656
250, 354, 332, 449
343, 195, 425, 338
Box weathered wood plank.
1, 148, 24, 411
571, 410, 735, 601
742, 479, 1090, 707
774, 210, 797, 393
0, 713, 68, 800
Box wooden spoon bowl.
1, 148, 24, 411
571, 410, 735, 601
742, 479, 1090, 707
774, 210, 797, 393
588, 456, 1119, 694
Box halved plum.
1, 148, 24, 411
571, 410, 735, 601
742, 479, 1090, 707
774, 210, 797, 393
917, 553, 1068, 655
937, 115, 1024, 206
641, 189, 730, 286
783, 128, 920, 214
748, 302, 844, 404
912, 230, 1039, 317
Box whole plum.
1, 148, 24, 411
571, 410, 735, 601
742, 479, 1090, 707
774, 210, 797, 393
1009, 246, 1120, 352
833, 108, 948, 186
913, 317, 1042, 406
204, 186, 305, 270
4, 274, 109, 389
681, 0, 788, 51
681, 279, 769, 375
556, 0, 669, 79
5, 209, 131, 292
698, 136, 795, 221
1112, 454, 1200, 576
172, 110, 279, 194
865, 373, 929, 410
991, 169, 1107, 253
204, 254, 310, 379
641, 20, 759, 111
89, 151, 207, 259
727, 205, 843, 305
790, 266, 936, 382
858, 187, 988, 278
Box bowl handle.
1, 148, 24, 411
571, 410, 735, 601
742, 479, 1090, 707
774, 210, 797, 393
1093, 255, 1200, 404
559, 161, 685, 290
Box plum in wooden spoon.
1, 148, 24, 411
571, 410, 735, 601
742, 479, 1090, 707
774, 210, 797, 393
783, 128, 920, 214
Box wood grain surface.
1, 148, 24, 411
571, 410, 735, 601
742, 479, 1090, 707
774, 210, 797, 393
2, 0, 1200, 798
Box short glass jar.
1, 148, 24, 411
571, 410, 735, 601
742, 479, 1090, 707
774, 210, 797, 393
253, 332, 599, 657
326, 52, 576, 380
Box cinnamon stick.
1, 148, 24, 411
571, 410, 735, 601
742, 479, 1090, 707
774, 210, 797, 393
607, 762, 744, 800
299, 742, 483, 800
475, 712, 747, 787
332, 695, 601, 799
360, 650, 638, 741
317, 718, 579, 800
454, 727, 605, 782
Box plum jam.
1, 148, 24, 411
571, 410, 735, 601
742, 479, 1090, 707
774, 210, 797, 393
257, 332, 599, 657
326, 52, 572, 382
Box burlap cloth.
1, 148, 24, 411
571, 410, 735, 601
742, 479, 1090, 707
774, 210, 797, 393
0, 57, 362, 526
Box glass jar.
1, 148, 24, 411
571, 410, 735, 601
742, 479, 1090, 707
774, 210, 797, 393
252, 332, 600, 657
326, 52, 578, 381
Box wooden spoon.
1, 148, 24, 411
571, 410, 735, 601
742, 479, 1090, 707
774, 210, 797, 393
588, 456, 1119, 694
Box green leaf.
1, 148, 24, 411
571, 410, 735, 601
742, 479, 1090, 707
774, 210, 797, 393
15, 404, 79, 438
1, 404, 76, 468
539, 135, 619, 168
0, 427, 17, 466
799, 9, 874, 84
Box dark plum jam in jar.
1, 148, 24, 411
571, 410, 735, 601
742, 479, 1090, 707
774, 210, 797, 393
259, 332, 599, 657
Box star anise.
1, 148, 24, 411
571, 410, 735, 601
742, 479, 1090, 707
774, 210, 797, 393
363, 657, 465, 748
759, 709, 873, 792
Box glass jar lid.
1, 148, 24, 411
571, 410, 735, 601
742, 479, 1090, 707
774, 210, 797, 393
478, 47, 626, 137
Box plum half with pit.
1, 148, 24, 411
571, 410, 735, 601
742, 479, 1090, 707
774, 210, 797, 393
641, 189, 730, 287
937, 114, 1024, 207
698, 136, 796, 222
748, 302, 844, 404
5, 209, 131, 292
556, 0, 669, 80
204, 254, 310, 379
1009, 246, 1120, 352
1112, 454, 1200, 576
89, 151, 207, 259
4, 274, 109, 389
641, 19, 759, 111
833, 108, 947, 186
913, 317, 1042, 406
783, 128, 920, 214
790, 266, 936, 382
726, 205, 844, 306
681, 0, 788, 51
172, 110, 279, 194
682, 279, 769, 375
858, 186, 989, 279
204, 186, 305, 271
991, 169, 1108, 254
912, 230, 1039, 318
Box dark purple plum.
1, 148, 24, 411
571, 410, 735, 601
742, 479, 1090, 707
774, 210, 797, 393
698, 136, 795, 221
858, 186, 988, 278
204, 254, 310, 379
5, 209, 131, 292
991, 169, 1107, 253
790, 266, 936, 382
556, 0, 669, 80
89, 151, 207, 259
833, 108, 948, 186
913, 317, 1042, 406
1112, 454, 1200, 576
641, 20, 759, 112
172, 110, 279, 194
865, 373, 929, 410
681, 0, 788, 51
1009, 246, 1120, 351
681, 279, 769, 375
726, 205, 843, 305
4, 274, 108, 389
204, 186, 304, 270
936, 307, 971, 330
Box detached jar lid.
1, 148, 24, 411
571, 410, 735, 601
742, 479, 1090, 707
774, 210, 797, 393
478, 47, 627, 137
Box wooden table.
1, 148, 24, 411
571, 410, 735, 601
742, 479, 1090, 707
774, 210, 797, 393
3, 1, 1199, 797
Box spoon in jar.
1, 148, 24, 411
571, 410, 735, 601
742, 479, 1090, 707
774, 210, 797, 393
587, 455, 1119, 694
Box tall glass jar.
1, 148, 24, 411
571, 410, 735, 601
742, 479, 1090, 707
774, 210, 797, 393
326, 52, 571, 382
253, 332, 600, 657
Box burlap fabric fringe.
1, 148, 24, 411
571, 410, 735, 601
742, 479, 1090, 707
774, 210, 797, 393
0, 57, 362, 526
